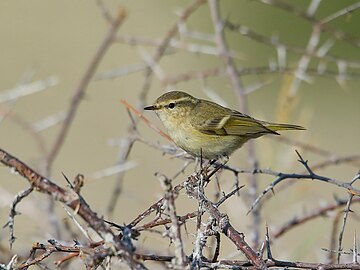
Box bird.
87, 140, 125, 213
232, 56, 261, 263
144, 91, 305, 160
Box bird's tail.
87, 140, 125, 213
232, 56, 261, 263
263, 122, 305, 132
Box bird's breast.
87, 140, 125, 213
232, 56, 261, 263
165, 121, 245, 159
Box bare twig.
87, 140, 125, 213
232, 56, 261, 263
129, 178, 188, 228
3, 186, 34, 249
86, 162, 137, 182
321, 2, 360, 24
338, 193, 354, 263
215, 186, 244, 207
0, 76, 59, 103
96, 0, 114, 24
249, 152, 360, 214
62, 206, 93, 243
31, 111, 67, 133
136, 211, 198, 231
272, 197, 360, 239
18, 241, 103, 269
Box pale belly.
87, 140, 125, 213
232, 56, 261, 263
168, 127, 246, 159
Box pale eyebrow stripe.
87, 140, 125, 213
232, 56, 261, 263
173, 97, 191, 103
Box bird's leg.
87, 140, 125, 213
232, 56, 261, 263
194, 149, 204, 172
200, 148, 204, 169
199, 148, 210, 172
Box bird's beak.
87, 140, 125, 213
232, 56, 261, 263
144, 105, 157, 110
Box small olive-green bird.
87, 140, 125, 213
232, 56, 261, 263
144, 91, 305, 160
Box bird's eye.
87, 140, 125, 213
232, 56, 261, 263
168, 102, 175, 109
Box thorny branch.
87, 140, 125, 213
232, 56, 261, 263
185, 171, 267, 269
272, 196, 360, 240
0, 147, 146, 269
3, 186, 34, 249
248, 151, 360, 214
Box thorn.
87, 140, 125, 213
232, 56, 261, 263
62, 172, 74, 188
265, 223, 273, 260
295, 149, 307, 164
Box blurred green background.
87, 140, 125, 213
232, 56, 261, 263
1, 0, 360, 267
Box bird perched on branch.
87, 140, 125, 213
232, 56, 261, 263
144, 91, 305, 160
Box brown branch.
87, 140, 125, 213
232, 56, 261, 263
0, 147, 146, 269
17, 241, 105, 269
137, 211, 198, 231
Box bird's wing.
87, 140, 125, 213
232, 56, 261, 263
196, 111, 278, 136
